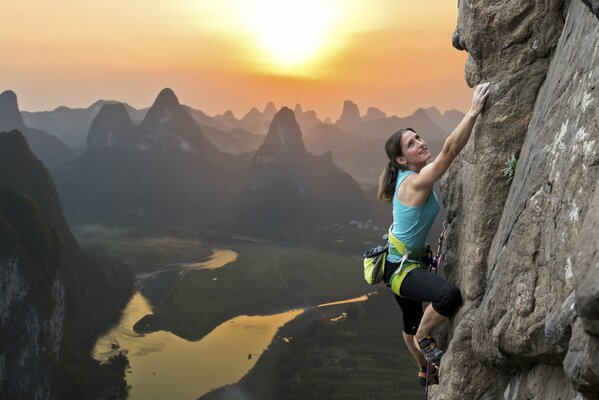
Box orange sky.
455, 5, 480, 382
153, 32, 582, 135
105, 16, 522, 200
1, 0, 471, 120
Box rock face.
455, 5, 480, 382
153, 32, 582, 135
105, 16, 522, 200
0, 130, 132, 399
436, 1, 599, 399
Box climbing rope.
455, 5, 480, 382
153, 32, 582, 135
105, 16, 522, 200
424, 222, 447, 399
424, 221, 447, 274
425, 362, 430, 400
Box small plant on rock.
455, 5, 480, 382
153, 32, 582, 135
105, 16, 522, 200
501, 154, 518, 184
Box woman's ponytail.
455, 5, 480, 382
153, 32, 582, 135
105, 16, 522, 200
377, 161, 399, 202
376, 128, 413, 203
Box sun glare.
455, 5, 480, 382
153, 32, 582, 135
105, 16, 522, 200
242, 0, 339, 75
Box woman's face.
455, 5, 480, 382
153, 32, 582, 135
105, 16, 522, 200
395, 130, 431, 168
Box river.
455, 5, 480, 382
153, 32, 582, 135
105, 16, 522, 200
92, 248, 368, 399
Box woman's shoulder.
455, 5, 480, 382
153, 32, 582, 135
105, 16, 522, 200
398, 169, 417, 183
399, 169, 417, 179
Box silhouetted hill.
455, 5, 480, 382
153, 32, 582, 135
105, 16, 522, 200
22, 99, 144, 149
87, 103, 136, 149
335, 100, 361, 131
0, 90, 76, 173
0, 130, 132, 399
57, 89, 242, 227
241, 108, 367, 230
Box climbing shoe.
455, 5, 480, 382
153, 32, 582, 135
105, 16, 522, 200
417, 336, 444, 366
418, 364, 439, 386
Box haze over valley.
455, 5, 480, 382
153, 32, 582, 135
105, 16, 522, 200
0, 86, 462, 399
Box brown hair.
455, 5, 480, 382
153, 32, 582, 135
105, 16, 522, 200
377, 128, 414, 203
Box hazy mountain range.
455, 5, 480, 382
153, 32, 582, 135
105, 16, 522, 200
15, 89, 365, 231
19, 90, 463, 185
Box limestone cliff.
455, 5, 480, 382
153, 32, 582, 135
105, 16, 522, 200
436, 1, 599, 399
0, 130, 133, 399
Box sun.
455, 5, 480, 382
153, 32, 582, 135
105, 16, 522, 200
242, 0, 339, 74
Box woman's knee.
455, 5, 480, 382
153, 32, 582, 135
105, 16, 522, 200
433, 284, 462, 317
444, 285, 463, 315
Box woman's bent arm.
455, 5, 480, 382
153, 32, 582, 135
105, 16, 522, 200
412, 82, 491, 191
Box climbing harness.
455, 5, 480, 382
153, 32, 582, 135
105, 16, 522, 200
385, 229, 424, 296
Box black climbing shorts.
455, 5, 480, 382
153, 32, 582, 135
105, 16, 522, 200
385, 263, 462, 335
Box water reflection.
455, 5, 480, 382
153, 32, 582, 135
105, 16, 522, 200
93, 293, 303, 399
317, 292, 375, 308
93, 246, 371, 399
181, 249, 238, 271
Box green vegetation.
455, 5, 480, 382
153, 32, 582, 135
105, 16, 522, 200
51, 345, 129, 399
501, 154, 518, 184
204, 293, 423, 400
270, 295, 422, 400
74, 225, 213, 273
150, 240, 369, 340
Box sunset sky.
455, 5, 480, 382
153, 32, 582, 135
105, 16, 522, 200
1, 0, 471, 120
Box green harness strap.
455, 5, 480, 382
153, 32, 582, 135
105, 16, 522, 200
387, 230, 422, 297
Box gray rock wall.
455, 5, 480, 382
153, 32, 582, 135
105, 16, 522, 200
437, 1, 599, 399
0, 255, 60, 400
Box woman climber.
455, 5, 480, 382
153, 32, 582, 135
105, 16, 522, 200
376, 82, 491, 386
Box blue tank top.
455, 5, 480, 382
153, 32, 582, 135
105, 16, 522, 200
387, 170, 440, 262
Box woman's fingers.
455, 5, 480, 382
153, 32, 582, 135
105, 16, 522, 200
468, 82, 491, 116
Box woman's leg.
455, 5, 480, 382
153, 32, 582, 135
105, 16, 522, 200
393, 294, 426, 368
403, 332, 426, 368
416, 304, 447, 340
394, 295, 439, 385
398, 269, 462, 360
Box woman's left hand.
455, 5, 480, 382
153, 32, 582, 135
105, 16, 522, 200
468, 82, 491, 117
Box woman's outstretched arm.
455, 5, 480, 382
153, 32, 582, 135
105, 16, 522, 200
412, 82, 491, 191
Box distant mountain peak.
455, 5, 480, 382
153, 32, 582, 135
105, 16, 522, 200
335, 100, 361, 131
222, 110, 237, 119
263, 102, 277, 115
87, 103, 135, 149
270, 106, 295, 125
412, 108, 434, 121
142, 88, 184, 126
363, 107, 387, 121
264, 107, 307, 162
0, 90, 27, 134
154, 88, 180, 109
243, 107, 261, 119
88, 99, 120, 112
0, 90, 17, 105
341, 100, 359, 116
294, 103, 303, 114
424, 106, 442, 117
